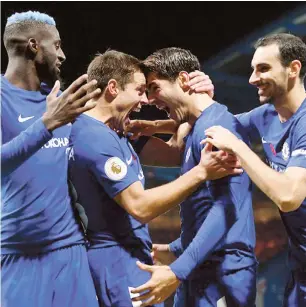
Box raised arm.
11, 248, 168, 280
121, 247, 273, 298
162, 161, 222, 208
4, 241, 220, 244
1, 75, 100, 176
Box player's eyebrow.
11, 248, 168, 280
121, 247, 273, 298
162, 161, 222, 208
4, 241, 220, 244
251, 62, 270, 69
147, 81, 156, 91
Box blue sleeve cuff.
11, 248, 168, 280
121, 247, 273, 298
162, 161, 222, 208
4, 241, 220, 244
36, 118, 53, 140
170, 252, 196, 281
169, 238, 183, 258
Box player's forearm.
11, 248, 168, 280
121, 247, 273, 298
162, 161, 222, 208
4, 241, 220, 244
170, 202, 237, 280
135, 165, 206, 223
233, 140, 299, 212
152, 119, 179, 134
1, 118, 53, 176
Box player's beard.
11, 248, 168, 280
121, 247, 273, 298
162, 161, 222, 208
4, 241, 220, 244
260, 85, 286, 105
36, 60, 63, 88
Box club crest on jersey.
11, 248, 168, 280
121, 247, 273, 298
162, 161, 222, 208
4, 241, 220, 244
282, 142, 290, 161
104, 157, 127, 180
185, 147, 191, 163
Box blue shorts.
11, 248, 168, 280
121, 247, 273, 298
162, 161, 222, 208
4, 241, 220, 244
283, 270, 306, 307
173, 265, 257, 307
88, 245, 163, 307
1, 244, 98, 307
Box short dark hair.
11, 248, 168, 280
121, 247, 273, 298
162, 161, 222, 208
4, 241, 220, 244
87, 50, 144, 92
143, 47, 200, 81
255, 33, 306, 81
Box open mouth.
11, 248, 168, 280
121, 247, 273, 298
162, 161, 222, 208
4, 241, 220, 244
125, 104, 142, 125
257, 83, 269, 94
156, 104, 170, 118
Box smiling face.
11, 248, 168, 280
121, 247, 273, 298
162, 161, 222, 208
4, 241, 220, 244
147, 72, 185, 123
114, 71, 148, 131
143, 47, 201, 124
249, 44, 289, 104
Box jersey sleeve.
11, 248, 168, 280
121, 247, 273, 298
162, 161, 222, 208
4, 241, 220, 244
88, 133, 140, 199
170, 181, 242, 280
169, 117, 249, 280
287, 119, 306, 169
235, 110, 261, 143
194, 115, 249, 184
169, 237, 183, 258
1, 118, 53, 176
235, 112, 252, 130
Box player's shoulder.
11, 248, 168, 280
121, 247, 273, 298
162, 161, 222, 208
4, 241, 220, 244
1, 75, 12, 94
250, 103, 276, 120
195, 102, 228, 128
207, 102, 242, 129
292, 108, 306, 133
193, 103, 239, 141
71, 115, 121, 150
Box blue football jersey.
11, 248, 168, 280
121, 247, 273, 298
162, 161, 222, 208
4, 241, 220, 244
237, 99, 306, 270
68, 114, 152, 257
170, 102, 256, 280
1, 76, 84, 255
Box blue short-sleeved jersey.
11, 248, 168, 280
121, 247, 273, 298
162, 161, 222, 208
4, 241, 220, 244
68, 114, 152, 256
237, 99, 306, 270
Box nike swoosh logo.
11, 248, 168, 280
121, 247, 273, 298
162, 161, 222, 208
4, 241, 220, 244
261, 136, 268, 144
126, 156, 133, 165
18, 115, 35, 123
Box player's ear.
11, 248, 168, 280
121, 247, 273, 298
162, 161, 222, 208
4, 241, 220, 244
27, 38, 39, 59
288, 60, 301, 80
178, 71, 190, 91
107, 79, 119, 98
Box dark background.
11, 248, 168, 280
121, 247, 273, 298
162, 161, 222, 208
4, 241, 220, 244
1, 1, 301, 120
1, 1, 301, 78
1, 1, 301, 77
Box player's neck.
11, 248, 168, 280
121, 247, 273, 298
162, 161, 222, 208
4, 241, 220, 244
186, 93, 214, 126
85, 100, 114, 128
4, 58, 41, 91
274, 84, 306, 122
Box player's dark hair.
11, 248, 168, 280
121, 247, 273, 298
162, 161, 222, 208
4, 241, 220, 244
143, 47, 200, 81
255, 33, 306, 82
87, 50, 144, 92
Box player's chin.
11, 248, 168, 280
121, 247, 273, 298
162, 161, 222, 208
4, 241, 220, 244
44, 71, 62, 87
258, 95, 271, 105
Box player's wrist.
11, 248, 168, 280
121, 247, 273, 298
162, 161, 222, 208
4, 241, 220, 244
42, 113, 60, 131
194, 164, 208, 182
232, 139, 247, 157
165, 266, 181, 284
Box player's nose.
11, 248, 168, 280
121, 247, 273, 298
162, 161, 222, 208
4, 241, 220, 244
249, 71, 260, 85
